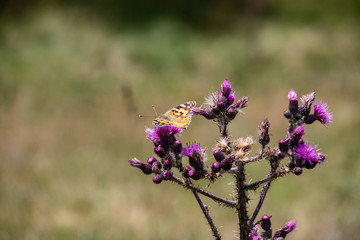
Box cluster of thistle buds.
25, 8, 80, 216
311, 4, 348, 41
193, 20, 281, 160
129, 78, 332, 240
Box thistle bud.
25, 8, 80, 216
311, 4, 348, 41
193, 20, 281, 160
152, 174, 163, 184
284, 110, 292, 119
154, 145, 166, 158
188, 169, 203, 180
304, 114, 316, 124
226, 107, 238, 120
182, 166, 192, 178
129, 158, 153, 175
278, 139, 289, 153
220, 155, 235, 170
162, 159, 172, 170
211, 161, 221, 173
147, 157, 158, 165
261, 215, 272, 231
258, 119, 270, 147
173, 140, 183, 154
161, 170, 174, 180
293, 167, 302, 175
213, 149, 226, 162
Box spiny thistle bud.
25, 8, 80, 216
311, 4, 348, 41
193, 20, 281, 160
211, 161, 221, 173
151, 160, 162, 174
293, 167, 302, 175
129, 158, 153, 175
154, 145, 166, 158
216, 100, 226, 112
304, 114, 317, 124
284, 109, 292, 119
161, 170, 174, 180
278, 139, 289, 153
233, 96, 248, 109
226, 107, 238, 120
147, 157, 158, 165
162, 159, 172, 170
188, 169, 203, 180
220, 155, 235, 170
258, 119, 270, 147
288, 89, 298, 115
173, 140, 183, 154
213, 149, 226, 162
152, 174, 163, 184
182, 166, 192, 178
261, 215, 272, 238
261, 215, 272, 231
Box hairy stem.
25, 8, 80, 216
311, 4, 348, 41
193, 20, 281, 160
192, 190, 222, 240
171, 175, 237, 207
236, 162, 250, 240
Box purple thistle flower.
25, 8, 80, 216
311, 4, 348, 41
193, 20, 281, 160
313, 100, 333, 125
146, 126, 183, 144
293, 141, 324, 167
221, 78, 232, 97
182, 142, 203, 157
182, 142, 207, 170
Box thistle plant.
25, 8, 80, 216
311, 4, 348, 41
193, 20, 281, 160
129, 79, 333, 240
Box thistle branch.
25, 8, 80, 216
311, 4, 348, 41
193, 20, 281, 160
171, 175, 237, 208
192, 190, 222, 240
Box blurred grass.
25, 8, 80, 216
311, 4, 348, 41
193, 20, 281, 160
0, 7, 360, 240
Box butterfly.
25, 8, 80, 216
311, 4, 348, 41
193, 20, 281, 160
153, 101, 197, 129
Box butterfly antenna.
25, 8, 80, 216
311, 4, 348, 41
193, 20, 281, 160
139, 104, 158, 118
152, 104, 158, 116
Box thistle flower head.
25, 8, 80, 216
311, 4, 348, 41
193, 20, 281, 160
221, 78, 233, 97
313, 100, 333, 125
293, 141, 324, 167
182, 142, 207, 170
234, 136, 254, 152
146, 126, 182, 143
215, 137, 231, 154
182, 142, 203, 157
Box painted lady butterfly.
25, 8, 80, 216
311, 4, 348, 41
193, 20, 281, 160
153, 101, 196, 129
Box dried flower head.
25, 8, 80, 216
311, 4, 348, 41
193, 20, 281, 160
215, 137, 231, 154
234, 136, 254, 152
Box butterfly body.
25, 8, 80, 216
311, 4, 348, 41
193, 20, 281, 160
153, 101, 196, 129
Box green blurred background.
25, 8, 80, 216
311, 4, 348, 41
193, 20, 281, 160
1, 1, 359, 239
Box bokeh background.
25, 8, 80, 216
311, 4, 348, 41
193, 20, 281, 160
1, 1, 360, 239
